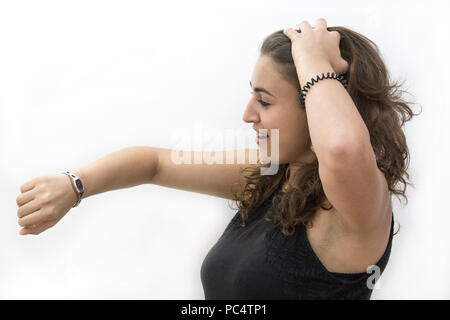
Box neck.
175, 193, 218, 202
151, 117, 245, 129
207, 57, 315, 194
282, 149, 316, 192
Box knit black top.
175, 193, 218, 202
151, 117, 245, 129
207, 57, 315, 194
200, 187, 394, 299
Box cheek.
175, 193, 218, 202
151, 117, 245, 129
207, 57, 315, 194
279, 128, 308, 157
279, 126, 302, 147
264, 135, 294, 164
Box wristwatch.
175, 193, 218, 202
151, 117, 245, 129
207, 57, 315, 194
62, 171, 85, 207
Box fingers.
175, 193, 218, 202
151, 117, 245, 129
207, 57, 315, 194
299, 20, 313, 33
17, 198, 41, 218
19, 219, 57, 236
330, 30, 341, 41
18, 209, 48, 228
284, 18, 329, 40
283, 27, 300, 41
20, 178, 37, 193
314, 18, 327, 30
16, 189, 35, 207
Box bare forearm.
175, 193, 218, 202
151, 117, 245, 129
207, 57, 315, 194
72, 146, 159, 199
296, 58, 370, 163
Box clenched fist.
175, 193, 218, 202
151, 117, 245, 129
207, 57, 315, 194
16, 173, 78, 235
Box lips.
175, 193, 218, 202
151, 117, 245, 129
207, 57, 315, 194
254, 128, 269, 138
256, 135, 269, 144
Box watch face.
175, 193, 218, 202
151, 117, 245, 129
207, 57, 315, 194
75, 178, 84, 192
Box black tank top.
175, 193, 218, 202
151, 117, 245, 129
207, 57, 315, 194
200, 188, 394, 299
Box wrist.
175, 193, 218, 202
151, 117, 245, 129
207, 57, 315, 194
69, 169, 88, 201
71, 168, 84, 181
295, 57, 335, 86
295, 52, 329, 65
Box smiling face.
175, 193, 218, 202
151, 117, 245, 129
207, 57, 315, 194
243, 55, 315, 165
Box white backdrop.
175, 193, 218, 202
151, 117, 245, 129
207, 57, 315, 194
1, 0, 449, 299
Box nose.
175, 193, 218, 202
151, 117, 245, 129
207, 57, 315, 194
242, 99, 260, 124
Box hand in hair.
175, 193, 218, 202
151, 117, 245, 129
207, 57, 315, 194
283, 18, 349, 75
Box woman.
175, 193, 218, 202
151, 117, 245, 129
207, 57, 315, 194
15, 18, 418, 299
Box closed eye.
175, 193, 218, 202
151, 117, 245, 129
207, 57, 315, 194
258, 100, 270, 107
250, 91, 271, 107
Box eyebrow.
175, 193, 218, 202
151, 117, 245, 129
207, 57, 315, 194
249, 81, 275, 97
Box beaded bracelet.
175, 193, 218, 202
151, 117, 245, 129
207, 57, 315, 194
298, 72, 348, 108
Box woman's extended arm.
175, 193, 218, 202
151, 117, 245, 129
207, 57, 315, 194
16, 146, 159, 235
71, 146, 159, 199
73, 146, 259, 200
16, 146, 259, 235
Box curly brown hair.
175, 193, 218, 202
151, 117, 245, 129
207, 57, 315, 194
229, 26, 421, 237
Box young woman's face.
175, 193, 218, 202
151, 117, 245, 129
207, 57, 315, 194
243, 55, 314, 165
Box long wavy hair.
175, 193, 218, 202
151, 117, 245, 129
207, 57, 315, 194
229, 26, 421, 237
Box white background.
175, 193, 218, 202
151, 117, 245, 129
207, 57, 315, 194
1, 0, 449, 299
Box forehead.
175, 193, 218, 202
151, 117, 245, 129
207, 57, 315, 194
250, 55, 294, 96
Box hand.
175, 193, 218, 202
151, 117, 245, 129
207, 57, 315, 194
283, 18, 349, 74
16, 173, 79, 235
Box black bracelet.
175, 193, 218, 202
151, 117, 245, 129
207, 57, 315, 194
298, 72, 348, 108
